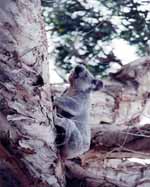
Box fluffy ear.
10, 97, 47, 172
91, 79, 103, 91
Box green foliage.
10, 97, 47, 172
101, 0, 150, 54
42, 0, 150, 76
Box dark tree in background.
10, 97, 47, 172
42, 0, 150, 77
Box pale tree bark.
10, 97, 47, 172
0, 1, 64, 187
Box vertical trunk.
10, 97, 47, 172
0, 0, 64, 186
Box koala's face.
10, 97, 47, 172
69, 64, 103, 92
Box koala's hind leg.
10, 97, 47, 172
54, 116, 83, 159
65, 127, 83, 159
54, 116, 76, 147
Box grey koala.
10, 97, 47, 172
54, 64, 103, 159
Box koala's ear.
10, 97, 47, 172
91, 79, 103, 91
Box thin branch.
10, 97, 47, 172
53, 68, 67, 83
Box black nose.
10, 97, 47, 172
92, 79, 103, 90
75, 66, 84, 74
97, 80, 103, 89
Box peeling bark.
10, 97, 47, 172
90, 57, 150, 128
0, 0, 64, 186
91, 123, 150, 152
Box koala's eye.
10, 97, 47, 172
91, 79, 97, 85
75, 66, 84, 74
84, 73, 88, 78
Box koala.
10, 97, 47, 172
54, 64, 103, 159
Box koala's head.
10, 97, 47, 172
69, 64, 103, 92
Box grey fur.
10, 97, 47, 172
54, 64, 103, 159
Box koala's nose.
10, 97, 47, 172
97, 80, 103, 89
92, 79, 103, 91
75, 66, 84, 75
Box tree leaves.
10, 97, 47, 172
42, 0, 150, 76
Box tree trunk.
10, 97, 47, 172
0, 1, 64, 187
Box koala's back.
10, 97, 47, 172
63, 88, 91, 142
63, 88, 90, 121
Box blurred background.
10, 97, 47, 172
41, 0, 150, 83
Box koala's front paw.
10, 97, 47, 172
54, 96, 69, 111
